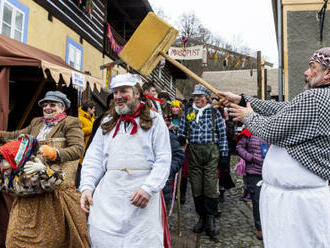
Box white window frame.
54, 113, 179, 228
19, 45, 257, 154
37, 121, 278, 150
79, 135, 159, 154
0, 0, 25, 42
66, 36, 83, 71
68, 43, 82, 71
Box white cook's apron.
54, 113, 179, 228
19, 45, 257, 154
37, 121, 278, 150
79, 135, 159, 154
260, 145, 330, 248
88, 130, 163, 248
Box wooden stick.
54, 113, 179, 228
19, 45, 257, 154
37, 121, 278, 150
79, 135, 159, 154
176, 169, 182, 237
160, 51, 221, 97
17, 79, 47, 129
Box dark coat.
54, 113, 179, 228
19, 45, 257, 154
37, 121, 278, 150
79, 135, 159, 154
163, 131, 185, 204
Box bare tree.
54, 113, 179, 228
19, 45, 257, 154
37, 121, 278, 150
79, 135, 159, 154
178, 12, 201, 38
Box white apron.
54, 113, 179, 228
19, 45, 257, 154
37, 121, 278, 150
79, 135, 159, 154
88, 130, 163, 248
260, 145, 330, 248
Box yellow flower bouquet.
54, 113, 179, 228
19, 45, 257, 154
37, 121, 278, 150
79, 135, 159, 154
187, 112, 196, 122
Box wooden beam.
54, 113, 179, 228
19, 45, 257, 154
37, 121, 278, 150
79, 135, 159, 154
110, 0, 138, 29
257, 51, 262, 99
9, 76, 42, 82
261, 60, 265, 100
16, 79, 47, 129
264, 68, 268, 99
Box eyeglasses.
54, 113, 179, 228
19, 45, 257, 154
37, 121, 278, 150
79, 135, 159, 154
41, 102, 58, 108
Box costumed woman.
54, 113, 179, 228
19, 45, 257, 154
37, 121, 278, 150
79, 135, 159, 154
0, 91, 89, 248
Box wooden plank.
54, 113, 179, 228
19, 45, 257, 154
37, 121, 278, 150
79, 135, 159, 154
63, 0, 104, 35
34, 0, 104, 51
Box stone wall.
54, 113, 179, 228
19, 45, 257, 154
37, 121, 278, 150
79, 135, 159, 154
287, 10, 330, 100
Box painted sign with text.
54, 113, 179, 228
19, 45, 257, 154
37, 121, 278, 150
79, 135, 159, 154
169, 45, 205, 60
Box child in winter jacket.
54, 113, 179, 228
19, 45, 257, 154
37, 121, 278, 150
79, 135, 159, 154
236, 128, 269, 240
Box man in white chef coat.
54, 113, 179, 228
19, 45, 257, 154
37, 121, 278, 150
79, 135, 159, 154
79, 73, 171, 248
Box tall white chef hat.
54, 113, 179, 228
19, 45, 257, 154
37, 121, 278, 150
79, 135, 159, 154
110, 73, 143, 89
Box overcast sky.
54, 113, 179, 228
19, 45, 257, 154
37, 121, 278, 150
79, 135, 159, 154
148, 0, 278, 68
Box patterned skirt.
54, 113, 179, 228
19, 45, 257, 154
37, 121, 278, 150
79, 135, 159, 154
5, 182, 89, 248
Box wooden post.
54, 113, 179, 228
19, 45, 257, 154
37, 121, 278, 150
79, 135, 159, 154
176, 169, 182, 237
257, 51, 262, 99
261, 59, 265, 100
16, 79, 47, 129
264, 68, 268, 99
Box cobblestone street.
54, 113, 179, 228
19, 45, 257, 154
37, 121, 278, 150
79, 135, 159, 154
168, 155, 264, 248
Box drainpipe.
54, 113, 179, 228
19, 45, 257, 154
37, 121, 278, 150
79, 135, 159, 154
277, 0, 284, 101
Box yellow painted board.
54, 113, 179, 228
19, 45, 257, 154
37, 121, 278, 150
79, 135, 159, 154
119, 12, 178, 77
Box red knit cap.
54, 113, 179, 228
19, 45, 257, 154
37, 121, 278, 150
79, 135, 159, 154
0, 139, 21, 170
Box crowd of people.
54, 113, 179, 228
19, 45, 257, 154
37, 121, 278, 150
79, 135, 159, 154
0, 47, 330, 248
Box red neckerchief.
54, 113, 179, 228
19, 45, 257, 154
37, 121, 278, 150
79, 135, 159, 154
144, 94, 164, 103
112, 103, 145, 138
235, 128, 252, 143
40, 112, 67, 126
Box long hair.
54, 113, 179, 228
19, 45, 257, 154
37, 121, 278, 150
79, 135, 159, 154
101, 84, 154, 135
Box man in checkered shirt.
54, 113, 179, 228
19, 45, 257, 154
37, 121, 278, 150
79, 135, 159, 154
177, 84, 228, 238
219, 47, 330, 247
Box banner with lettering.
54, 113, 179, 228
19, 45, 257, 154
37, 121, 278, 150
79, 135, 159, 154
169, 45, 204, 60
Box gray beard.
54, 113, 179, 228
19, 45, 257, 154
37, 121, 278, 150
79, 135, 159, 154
305, 72, 324, 89
115, 100, 137, 115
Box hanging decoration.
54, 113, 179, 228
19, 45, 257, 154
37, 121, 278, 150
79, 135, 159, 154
202, 45, 208, 66
223, 55, 231, 67
85, 0, 93, 19
241, 58, 246, 68
180, 35, 189, 48
77, 0, 93, 19
213, 50, 218, 60
205, 47, 256, 69
107, 24, 124, 55
105, 63, 115, 89
234, 58, 242, 68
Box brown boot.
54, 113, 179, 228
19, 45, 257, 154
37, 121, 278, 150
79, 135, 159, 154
256, 231, 263, 240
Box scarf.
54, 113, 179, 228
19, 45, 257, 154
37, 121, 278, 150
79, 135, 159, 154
192, 103, 211, 123
112, 102, 145, 138
41, 112, 67, 126
144, 94, 164, 103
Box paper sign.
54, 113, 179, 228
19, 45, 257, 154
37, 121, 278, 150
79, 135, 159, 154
72, 71, 86, 88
